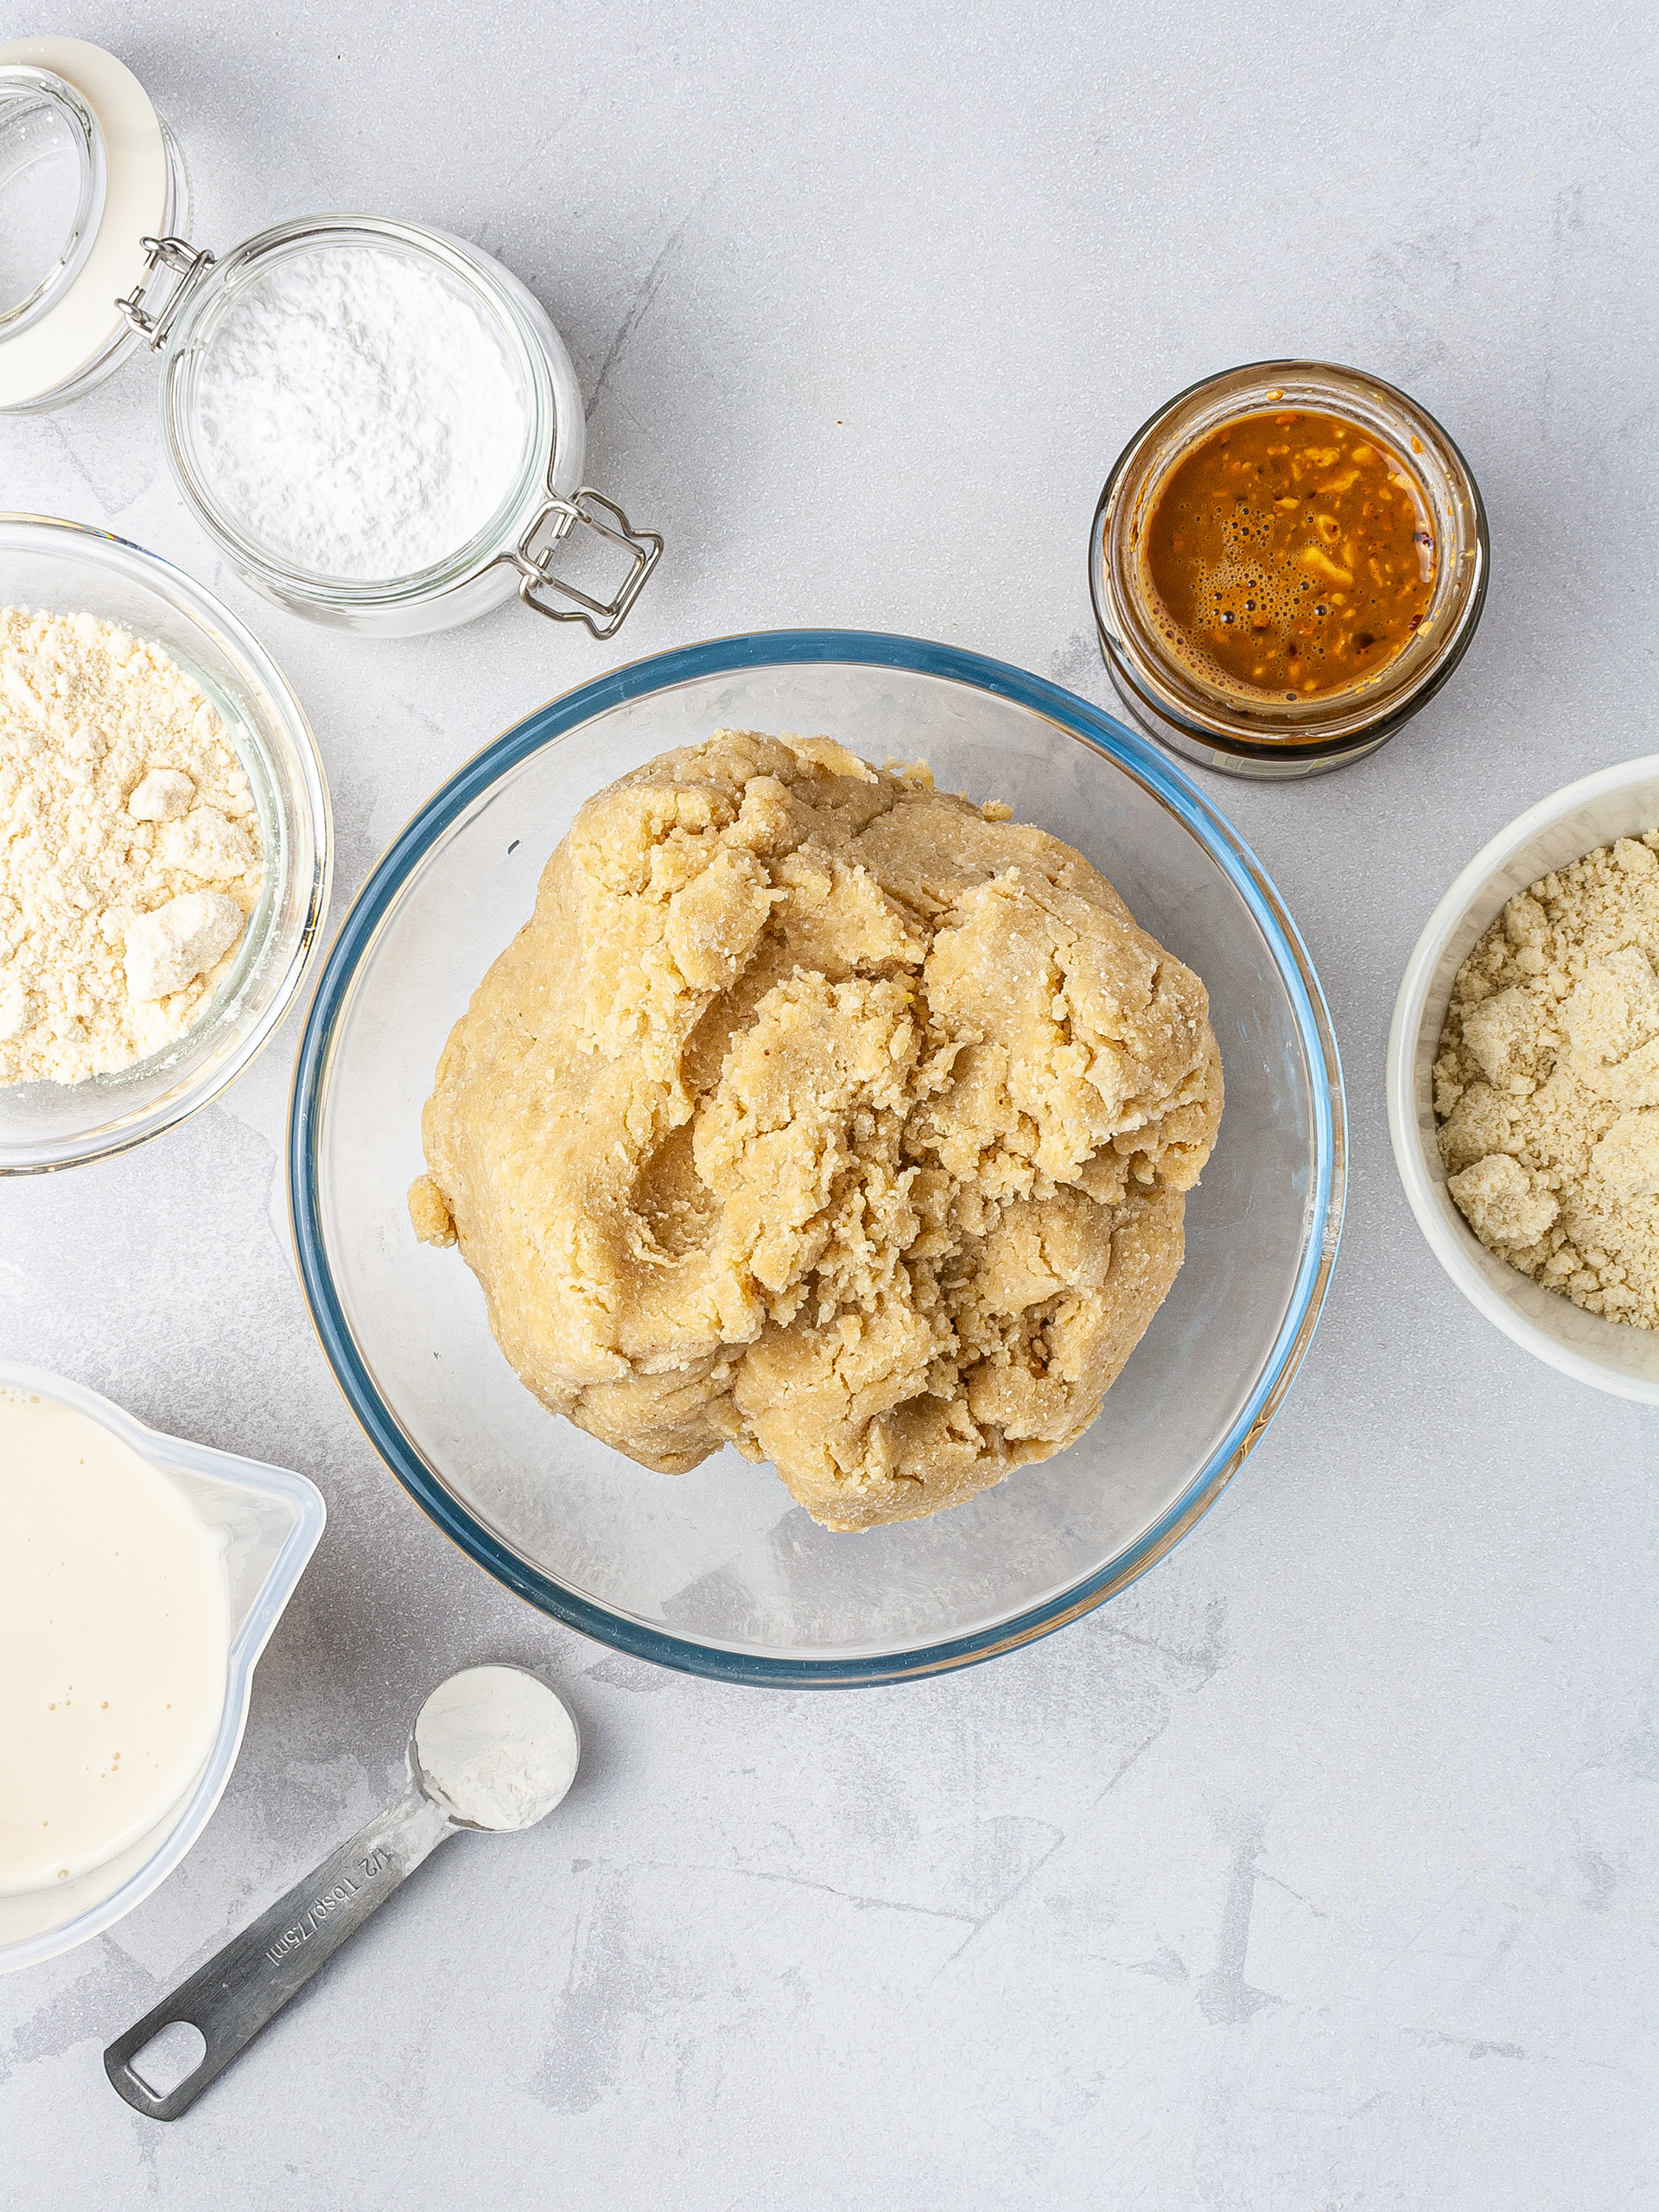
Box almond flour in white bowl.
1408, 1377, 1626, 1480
0, 605, 264, 1087
1434, 831, 1659, 1328
1389, 753, 1659, 1402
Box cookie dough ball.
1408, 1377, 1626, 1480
414, 733, 1222, 1530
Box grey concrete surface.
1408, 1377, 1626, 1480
2, 3, 1656, 2205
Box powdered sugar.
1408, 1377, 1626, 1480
193, 244, 529, 582
412, 1665, 579, 1832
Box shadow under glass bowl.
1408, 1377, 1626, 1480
289, 632, 1345, 1686
0, 515, 331, 1172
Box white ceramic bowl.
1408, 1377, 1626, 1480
0, 1363, 324, 1973
1388, 754, 1659, 1402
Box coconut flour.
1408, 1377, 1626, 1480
1435, 829, 1659, 1329
0, 607, 263, 1087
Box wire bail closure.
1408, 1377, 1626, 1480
512, 488, 663, 641
114, 235, 214, 351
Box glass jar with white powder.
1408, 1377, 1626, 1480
0, 42, 661, 641
158, 216, 661, 639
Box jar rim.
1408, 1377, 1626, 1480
1090, 359, 1489, 760
160, 215, 561, 609
0, 66, 106, 338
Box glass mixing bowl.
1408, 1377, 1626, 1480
290, 633, 1344, 1685
0, 516, 330, 1173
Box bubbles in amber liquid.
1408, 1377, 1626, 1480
1143, 409, 1436, 702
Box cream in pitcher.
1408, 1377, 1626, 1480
0, 1389, 228, 1893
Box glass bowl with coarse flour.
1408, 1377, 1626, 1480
1389, 753, 1659, 1402
0, 516, 329, 1173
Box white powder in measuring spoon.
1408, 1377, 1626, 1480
193, 245, 529, 582
412, 1666, 580, 1832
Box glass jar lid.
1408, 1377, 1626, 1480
0, 38, 174, 411
0, 66, 104, 334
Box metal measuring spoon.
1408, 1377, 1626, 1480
105, 1665, 580, 2120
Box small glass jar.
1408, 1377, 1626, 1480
0, 37, 189, 414
1090, 360, 1488, 779
153, 216, 658, 639
0, 43, 660, 641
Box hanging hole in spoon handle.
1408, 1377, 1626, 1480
104, 1784, 453, 2121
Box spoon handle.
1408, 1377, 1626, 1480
105, 1785, 453, 2120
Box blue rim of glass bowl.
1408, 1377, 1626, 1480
289, 630, 1346, 1688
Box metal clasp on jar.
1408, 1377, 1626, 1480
512, 489, 662, 641
114, 235, 215, 351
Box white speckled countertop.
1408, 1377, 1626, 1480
3, 3, 1656, 2203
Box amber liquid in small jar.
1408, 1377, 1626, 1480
1144, 410, 1435, 704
